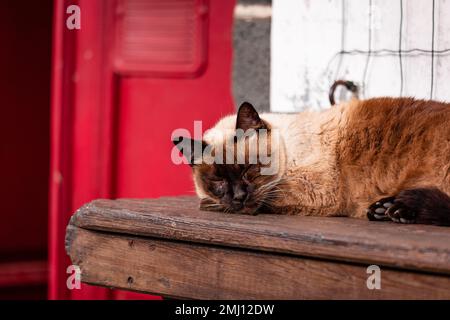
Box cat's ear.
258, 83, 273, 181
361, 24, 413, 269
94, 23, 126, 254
172, 136, 207, 165
236, 102, 266, 131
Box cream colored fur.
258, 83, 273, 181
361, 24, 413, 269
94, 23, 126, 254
197, 101, 356, 216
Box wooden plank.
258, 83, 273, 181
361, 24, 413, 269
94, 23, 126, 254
66, 225, 450, 299
70, 196, 450, 275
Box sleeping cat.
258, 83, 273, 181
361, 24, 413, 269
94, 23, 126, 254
173, 98, 450, 226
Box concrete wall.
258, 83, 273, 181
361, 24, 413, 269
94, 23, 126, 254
233, 0, 272, 112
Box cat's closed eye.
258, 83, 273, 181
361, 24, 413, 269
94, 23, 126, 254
211, 180, 227, 197
240, 164, 251, 177
242, 165, 260, 181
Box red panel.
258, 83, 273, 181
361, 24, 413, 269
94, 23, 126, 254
50, 0, 235, 300
115, 77, 232, 198
49, 0, 75, 300
50, 0, 114, 300
0, 261, 48, 288
111, 0, 235, 300
0, 1, 51, 256
0, 0, 52, 299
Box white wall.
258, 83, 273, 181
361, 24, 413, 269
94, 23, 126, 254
271, 0, 450, 112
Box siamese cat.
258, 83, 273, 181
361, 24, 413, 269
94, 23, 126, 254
173, 98, 450, 226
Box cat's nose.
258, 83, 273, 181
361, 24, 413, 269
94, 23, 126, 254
233, 187, 247, 202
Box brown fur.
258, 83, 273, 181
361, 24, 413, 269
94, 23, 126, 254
337, 98, 450, 218
175, 98, 450, 225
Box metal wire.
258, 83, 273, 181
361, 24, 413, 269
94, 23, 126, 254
362, 0, 373, 97
328, 0, 447, 99
399, 0, 404, 96
431, 0, 436, 99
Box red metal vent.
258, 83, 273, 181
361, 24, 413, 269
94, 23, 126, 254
114, 0, 208, 76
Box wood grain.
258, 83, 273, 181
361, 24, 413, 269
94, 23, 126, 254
66, 225, 450, 299
69, 196, 450, 275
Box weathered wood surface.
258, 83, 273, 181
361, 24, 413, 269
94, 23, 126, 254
66, 225, 450, 299
68, 196, 450, 275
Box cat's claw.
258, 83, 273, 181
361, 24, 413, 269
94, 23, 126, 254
386, 202, 416, 224
366, 197, 394, 221
368, 196, 417, 224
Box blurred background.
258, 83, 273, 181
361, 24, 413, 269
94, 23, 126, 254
1, 0, 449, 299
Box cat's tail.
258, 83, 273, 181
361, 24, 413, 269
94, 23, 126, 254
329, 80, 359, 105
368, 187, 450, 226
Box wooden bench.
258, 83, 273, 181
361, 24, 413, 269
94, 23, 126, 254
65, 196, 450, 299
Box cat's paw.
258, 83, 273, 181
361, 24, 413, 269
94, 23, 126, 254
368, 188, 450, 226
385, 201, 417, 224
366, 196, 395, 221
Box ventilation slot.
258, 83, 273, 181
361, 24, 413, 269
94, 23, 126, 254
114, 0, 208, 76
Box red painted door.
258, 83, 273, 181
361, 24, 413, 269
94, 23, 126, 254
49, 0, 235, 299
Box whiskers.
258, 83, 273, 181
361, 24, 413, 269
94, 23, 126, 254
199, 177, 289, 215
200, 199, 225, 212
223, 206, 233, 214
252, 177, 286, 212
200, 199, 240, 215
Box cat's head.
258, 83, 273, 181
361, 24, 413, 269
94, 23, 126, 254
173, 102, 285, 214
